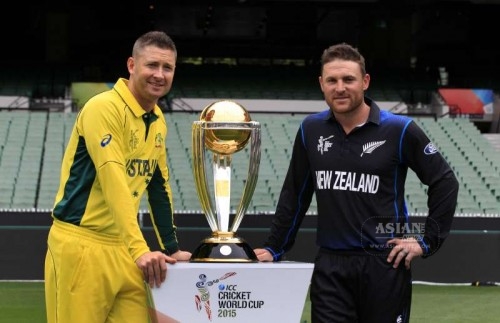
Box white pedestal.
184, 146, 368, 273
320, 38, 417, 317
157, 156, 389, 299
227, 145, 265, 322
147, 261, 314, 323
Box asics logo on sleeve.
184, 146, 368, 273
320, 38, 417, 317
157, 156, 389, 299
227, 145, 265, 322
100, 134, 112, 147
424, 142, 438, 155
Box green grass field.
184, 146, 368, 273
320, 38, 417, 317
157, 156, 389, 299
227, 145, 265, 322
1, 282, 499, 322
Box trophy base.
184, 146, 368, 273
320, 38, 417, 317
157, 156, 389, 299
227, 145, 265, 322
190, 233, 258, 263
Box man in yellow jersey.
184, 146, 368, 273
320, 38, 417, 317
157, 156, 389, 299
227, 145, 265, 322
44, 31, 191, 323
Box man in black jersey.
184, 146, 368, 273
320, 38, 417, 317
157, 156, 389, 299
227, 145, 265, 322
254, 43, 459, 323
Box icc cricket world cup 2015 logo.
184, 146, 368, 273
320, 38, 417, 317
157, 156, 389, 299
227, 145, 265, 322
195, 272, 237, 321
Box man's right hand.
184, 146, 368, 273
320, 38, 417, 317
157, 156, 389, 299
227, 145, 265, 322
170, 250, 192, 261
136, 251, 177, 288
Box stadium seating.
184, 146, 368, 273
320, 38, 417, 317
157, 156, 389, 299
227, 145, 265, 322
170, 64, 407, 102
412, 117, 500, 216
0, 110, 499, 218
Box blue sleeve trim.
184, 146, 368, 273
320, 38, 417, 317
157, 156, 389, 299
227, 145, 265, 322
278, 171, 311, 256
264, 246, 284, 261
300, 122, 306, 147
398, 119, 412, 162
416, 234, 430, 256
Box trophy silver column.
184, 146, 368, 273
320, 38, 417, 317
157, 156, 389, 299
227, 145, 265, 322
190, 100, 261, 262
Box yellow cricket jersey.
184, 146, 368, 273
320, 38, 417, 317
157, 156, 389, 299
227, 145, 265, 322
52, 78, 179, 261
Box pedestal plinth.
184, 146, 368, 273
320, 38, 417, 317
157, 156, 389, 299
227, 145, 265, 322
147, 261, 314, 323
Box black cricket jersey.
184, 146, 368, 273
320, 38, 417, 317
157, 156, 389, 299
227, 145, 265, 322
264, 98, 458, 260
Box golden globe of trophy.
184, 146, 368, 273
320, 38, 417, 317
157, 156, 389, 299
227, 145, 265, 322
191, 100, 261, 262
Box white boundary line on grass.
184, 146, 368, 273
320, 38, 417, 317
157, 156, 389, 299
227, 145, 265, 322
413, 280, 499, 286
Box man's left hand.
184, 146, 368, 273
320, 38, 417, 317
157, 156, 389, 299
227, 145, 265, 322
387, 237, 423, 269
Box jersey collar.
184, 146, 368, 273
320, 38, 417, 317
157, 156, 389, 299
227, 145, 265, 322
365, 96, 381, 125
325, 96, 381, 126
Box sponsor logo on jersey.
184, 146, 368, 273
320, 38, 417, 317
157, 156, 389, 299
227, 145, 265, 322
100, 134, 112, 147
155, 133, 163, 148
316, 170, 379, 194
129, 129, 139, 151
360, 140, 386, 157
317, 135, 334, 155
424, 142, 438, 155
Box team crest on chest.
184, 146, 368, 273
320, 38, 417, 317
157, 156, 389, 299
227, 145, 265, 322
360, 140, 386, 157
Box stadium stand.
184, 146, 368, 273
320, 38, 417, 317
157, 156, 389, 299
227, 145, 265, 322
412, 117, 500, 216
169, 63, 409, 103
1, 109, 499, 218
